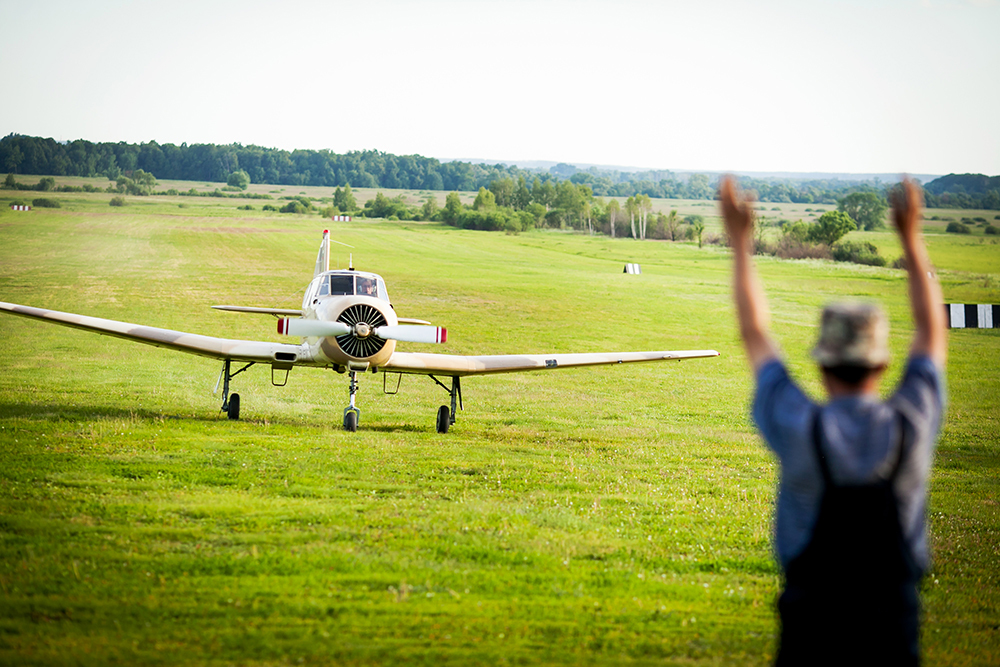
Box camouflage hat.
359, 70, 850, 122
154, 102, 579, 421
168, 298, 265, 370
811, 302, 890, 368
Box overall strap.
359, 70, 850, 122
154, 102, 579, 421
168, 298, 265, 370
886, 412, 908, 482
811, 409, 832, 485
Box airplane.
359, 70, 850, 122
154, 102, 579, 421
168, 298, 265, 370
0, 230, 719, 433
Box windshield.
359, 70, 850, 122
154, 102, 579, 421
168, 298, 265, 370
319, 272, 389, 302
329, 275, 354, 296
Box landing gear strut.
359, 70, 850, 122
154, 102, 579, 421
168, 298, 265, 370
218, 359, 254, 420
343, 371, 360, 432
431, 375, 461, 434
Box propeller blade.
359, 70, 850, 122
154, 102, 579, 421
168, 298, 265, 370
374, 325, 447, 344
278, 318, 351, 337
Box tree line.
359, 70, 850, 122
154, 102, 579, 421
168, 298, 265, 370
0, 134, 537, 193
2, 134, 995, 209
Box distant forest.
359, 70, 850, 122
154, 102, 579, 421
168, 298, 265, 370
1, 134, 996, 209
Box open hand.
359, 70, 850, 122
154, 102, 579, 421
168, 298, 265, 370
719, 175, 755, 243
890, 177, 924, 240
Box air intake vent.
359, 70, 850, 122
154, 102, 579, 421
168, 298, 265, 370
336, 304, 388, 358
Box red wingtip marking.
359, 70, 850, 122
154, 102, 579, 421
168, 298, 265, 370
439, 328, 447, 343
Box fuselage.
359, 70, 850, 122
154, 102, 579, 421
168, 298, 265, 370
301, 270, 399, 371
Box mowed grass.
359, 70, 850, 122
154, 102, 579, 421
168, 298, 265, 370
0, 186, 997, 665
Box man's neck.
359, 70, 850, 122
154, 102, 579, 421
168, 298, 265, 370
823, 373, 881, 399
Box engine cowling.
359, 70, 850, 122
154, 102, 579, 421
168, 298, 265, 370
317, 297, 397, 368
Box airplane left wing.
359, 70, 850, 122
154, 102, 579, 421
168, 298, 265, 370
0, 302, 314, 365
382, 349, 719, 376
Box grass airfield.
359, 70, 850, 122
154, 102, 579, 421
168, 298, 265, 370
0, 183, 997, 665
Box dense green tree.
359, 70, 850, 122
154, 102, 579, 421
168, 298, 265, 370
442, 192, 463, 225
686, 174, 712, 199
808, 210, 857, 245
333, 184, 357, 212
532, 178, 555, 208
365, 192, 396, 218
4, 145, 23, 173
473, 187, 496, 211
421, 196, 438, 221
554, 181, 585, 229
514, 177, 532, 210
227, 169, 250, 190
782, 221, 811, 243
489, 178, 515, 208
114, 169, 157, 195
525, 202, 547, 228
838, 191, 888, 230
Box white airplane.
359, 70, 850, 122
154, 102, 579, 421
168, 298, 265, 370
0, 231, 719, 433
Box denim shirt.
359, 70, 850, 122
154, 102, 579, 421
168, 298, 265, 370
753, 356, 944, 571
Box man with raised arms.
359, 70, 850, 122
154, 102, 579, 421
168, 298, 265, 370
720, 176, 947, 665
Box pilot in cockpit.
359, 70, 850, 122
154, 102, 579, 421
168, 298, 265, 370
357, 277, 377, 296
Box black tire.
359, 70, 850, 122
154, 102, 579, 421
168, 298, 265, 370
227, 393, 240, 420
436, 405, 450, 434
344, 410, 358, 432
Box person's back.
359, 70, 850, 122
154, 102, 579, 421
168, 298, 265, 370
719, 177, 947, 664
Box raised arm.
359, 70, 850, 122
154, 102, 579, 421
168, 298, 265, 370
719, 175, 780, 372
891, 178, 947, 367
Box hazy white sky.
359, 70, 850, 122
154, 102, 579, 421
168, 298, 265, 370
2, 0, 997, 175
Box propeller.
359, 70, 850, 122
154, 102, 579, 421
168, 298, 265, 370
278, 319, 446, 344
374, 325, 447, 344
277, 318, 350, 337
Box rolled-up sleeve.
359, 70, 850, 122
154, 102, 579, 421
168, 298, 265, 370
753, 360, 816, 460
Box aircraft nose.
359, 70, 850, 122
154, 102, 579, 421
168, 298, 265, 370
355, 322, 372, 338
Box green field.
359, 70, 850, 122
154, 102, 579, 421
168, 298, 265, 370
0, 183, 997, 665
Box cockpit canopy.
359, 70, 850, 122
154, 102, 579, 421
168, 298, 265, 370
303, 271, 390, 308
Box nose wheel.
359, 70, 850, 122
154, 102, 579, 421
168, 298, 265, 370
343, 371, 361, 431
343, 409, 358, 432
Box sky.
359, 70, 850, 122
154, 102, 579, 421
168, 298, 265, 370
1, 0, 998, 176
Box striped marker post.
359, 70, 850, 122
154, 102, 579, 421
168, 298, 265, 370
330, 215, 352, 222
9, 205, 31, 211
623, 263, 642, 275
945, 304, 999, 328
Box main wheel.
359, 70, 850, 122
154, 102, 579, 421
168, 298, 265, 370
344, 410, 358, 432
436, 405, 450, 434
227, 393, 241, 420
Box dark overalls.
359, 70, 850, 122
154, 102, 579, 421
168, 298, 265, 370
775, 412, 922, 666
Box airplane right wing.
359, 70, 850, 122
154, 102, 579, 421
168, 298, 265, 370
383, 349, 719, 376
